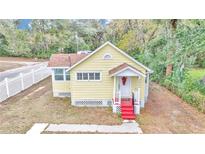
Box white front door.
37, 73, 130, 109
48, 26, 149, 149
120, 76, 131, 98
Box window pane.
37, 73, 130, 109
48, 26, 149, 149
66, 71, 70, 80
54, 69, 63, 74
66, 75, 70, 80
83, 73, 88, 80
77, 73, 82, 80
89, 73, 94, 80
95, 73, 100, 80
55, 75, 64, 80
66, 74, 70, 80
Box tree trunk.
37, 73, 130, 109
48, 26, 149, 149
165, 19, 177, 76
166, 64, 173, 76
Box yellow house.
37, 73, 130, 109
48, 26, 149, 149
48, 42, 152, 120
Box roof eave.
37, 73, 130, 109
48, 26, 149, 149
110, 66, 146, 78
49, 66, 70, 68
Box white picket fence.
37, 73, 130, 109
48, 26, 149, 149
0, 66, 51, 102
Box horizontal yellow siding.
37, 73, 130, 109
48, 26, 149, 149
131, 77, 145, 100
52, 81, 70, 92
131, 77, 137, 92
70, 44, 146, 100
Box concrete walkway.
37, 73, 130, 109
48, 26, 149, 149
44, 122, 142, 134
27, 122, 142, 134
26, 123, 48, 134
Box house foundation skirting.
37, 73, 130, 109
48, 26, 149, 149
72, 99, 113, 107
53, 91, 71, 97
112, 104, 121, 113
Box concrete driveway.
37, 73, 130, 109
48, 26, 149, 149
0, 62, 48, 82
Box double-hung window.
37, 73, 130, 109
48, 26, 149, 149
89, 73, 94, 80
76, 72, 101, 81
94, 72, 100, 80
54, 69, 70, 81
54, 69, 64, 81
77, 72, 83, 80
83, 73, 88, 80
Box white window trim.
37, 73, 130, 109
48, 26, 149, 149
103, 53, 112, 60
52, 68, 70, 82
76, 71, 102, 81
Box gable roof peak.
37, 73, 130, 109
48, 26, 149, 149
68, 41, 153, 73
109, 63, 146, 77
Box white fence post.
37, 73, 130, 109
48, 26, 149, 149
5, 78, 9, 97
20, 73, 24, 90
137, 88, 140, 103
0, 66, 51, 103
32, 69, 35, 83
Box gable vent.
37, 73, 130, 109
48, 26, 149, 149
103, 53, 112, 60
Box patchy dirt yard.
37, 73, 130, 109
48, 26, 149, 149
1, 77, 205, 134
0, 62, 24, 72
138, 83, 205, 134
0, 77, 121, 134
0, 56, 45, 72
0, 56, 46, 62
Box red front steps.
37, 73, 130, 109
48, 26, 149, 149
121, 100, 136, 120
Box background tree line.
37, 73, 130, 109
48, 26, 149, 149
0, 19, 106, 58
0, 19, 204, 68
0, 19, 205, 111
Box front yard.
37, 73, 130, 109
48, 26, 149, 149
0, 77, 121, 134
1, 76, 205, 134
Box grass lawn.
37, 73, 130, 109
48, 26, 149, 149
188, 68, 205, 81
0, 77, 121, 134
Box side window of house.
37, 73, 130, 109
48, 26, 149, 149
77, 72, 101, 81
66, 71, 70, 80
54, 69, 70, 81
54, 69, 64, 81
